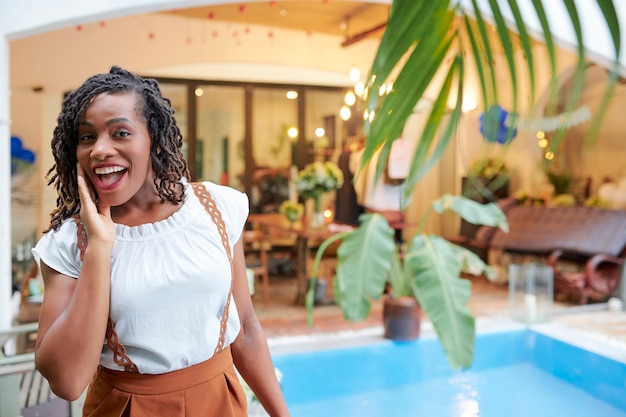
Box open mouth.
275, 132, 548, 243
94, 166, 127, 189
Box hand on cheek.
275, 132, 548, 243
77, 164, 116, 245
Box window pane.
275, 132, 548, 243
305, 89, 344, 160
195, 85, 245, 189
251, 88, 297, 212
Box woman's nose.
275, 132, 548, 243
90, 136, 116, 159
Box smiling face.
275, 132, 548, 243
76, 92, 157, 208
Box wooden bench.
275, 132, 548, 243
487, 204, 626, 303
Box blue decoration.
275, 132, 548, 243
479, 105, 518, 145
10, 135, 36, 176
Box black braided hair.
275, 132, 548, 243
45, 66, 189, 231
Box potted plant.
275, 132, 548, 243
307, 194, 508, 369
305, 0, 619, 370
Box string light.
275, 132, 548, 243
344, 91, 356, 106
340, 105, 351, 121
354, 82, 365, 97
349, 66, 360, 82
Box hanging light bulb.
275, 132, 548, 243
287, 127, 298, 138
349, 66, 360, 82
344, 91, 356, 106
315, 127, 325, 137
354, 81, 365, 97
340, 105, 351, 121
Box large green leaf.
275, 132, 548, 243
362, 0, 454, 173
402, 55, 464, 205
432, 194, 509, 231
405, 234, 475, 369
311, 214, 396, 322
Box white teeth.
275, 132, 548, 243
94, 166, 126, 175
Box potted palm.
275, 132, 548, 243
308, 0, 621, 370
307, 195, 508, 369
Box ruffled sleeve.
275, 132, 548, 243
199, 181, 249, 245
31, 218, 82, 278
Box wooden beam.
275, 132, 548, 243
341, 21, 387, 47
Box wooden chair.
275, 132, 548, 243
548, 250, 624, 304
243, 230, 271, 305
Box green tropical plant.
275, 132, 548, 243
307, 0, 621, 370
307, 195, 508, 369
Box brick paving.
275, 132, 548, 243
253, 273, 626, 345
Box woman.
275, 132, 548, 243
32, 66, 290, 417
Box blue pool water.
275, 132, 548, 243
272, 329, 626, 417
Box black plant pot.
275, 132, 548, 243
383, 296, 421, 341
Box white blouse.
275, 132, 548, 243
32, 180, 249, 374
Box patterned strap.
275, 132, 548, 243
73, 182, 235, 371
74, 215, 138, 372
190, 182, 234, 354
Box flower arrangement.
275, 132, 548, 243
468, 157, 507, 179
279, 200, 304, 223
295, 161, 344, 208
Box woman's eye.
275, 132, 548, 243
78, 133, 95, 142
114, 130, 131, 138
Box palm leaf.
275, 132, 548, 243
585, 1, 621, 145
488, 0, 519, 112
362, 1, 454, 172
329, 214, 395, 322
507, 0, 537, 103
431, 194, 509, 231
547, 0, 586, 159
403, 55, 464, 204
405, 234, 475, 369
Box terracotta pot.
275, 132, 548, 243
383, 296, 421, 341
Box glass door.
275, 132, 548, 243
194, 85, 245, 190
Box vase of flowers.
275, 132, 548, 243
295, 161, 343, 228
279, 200, 304, 225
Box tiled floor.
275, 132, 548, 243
252, 272, 626, 349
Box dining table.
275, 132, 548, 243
247, 213, 354, 305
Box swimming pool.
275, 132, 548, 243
271, 326, 626, 417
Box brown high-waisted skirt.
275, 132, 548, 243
82, 347, 248, 417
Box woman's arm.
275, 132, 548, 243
230, 238, 291, 417
35, 167, 116, 400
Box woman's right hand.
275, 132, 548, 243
77, 164, 116, 245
